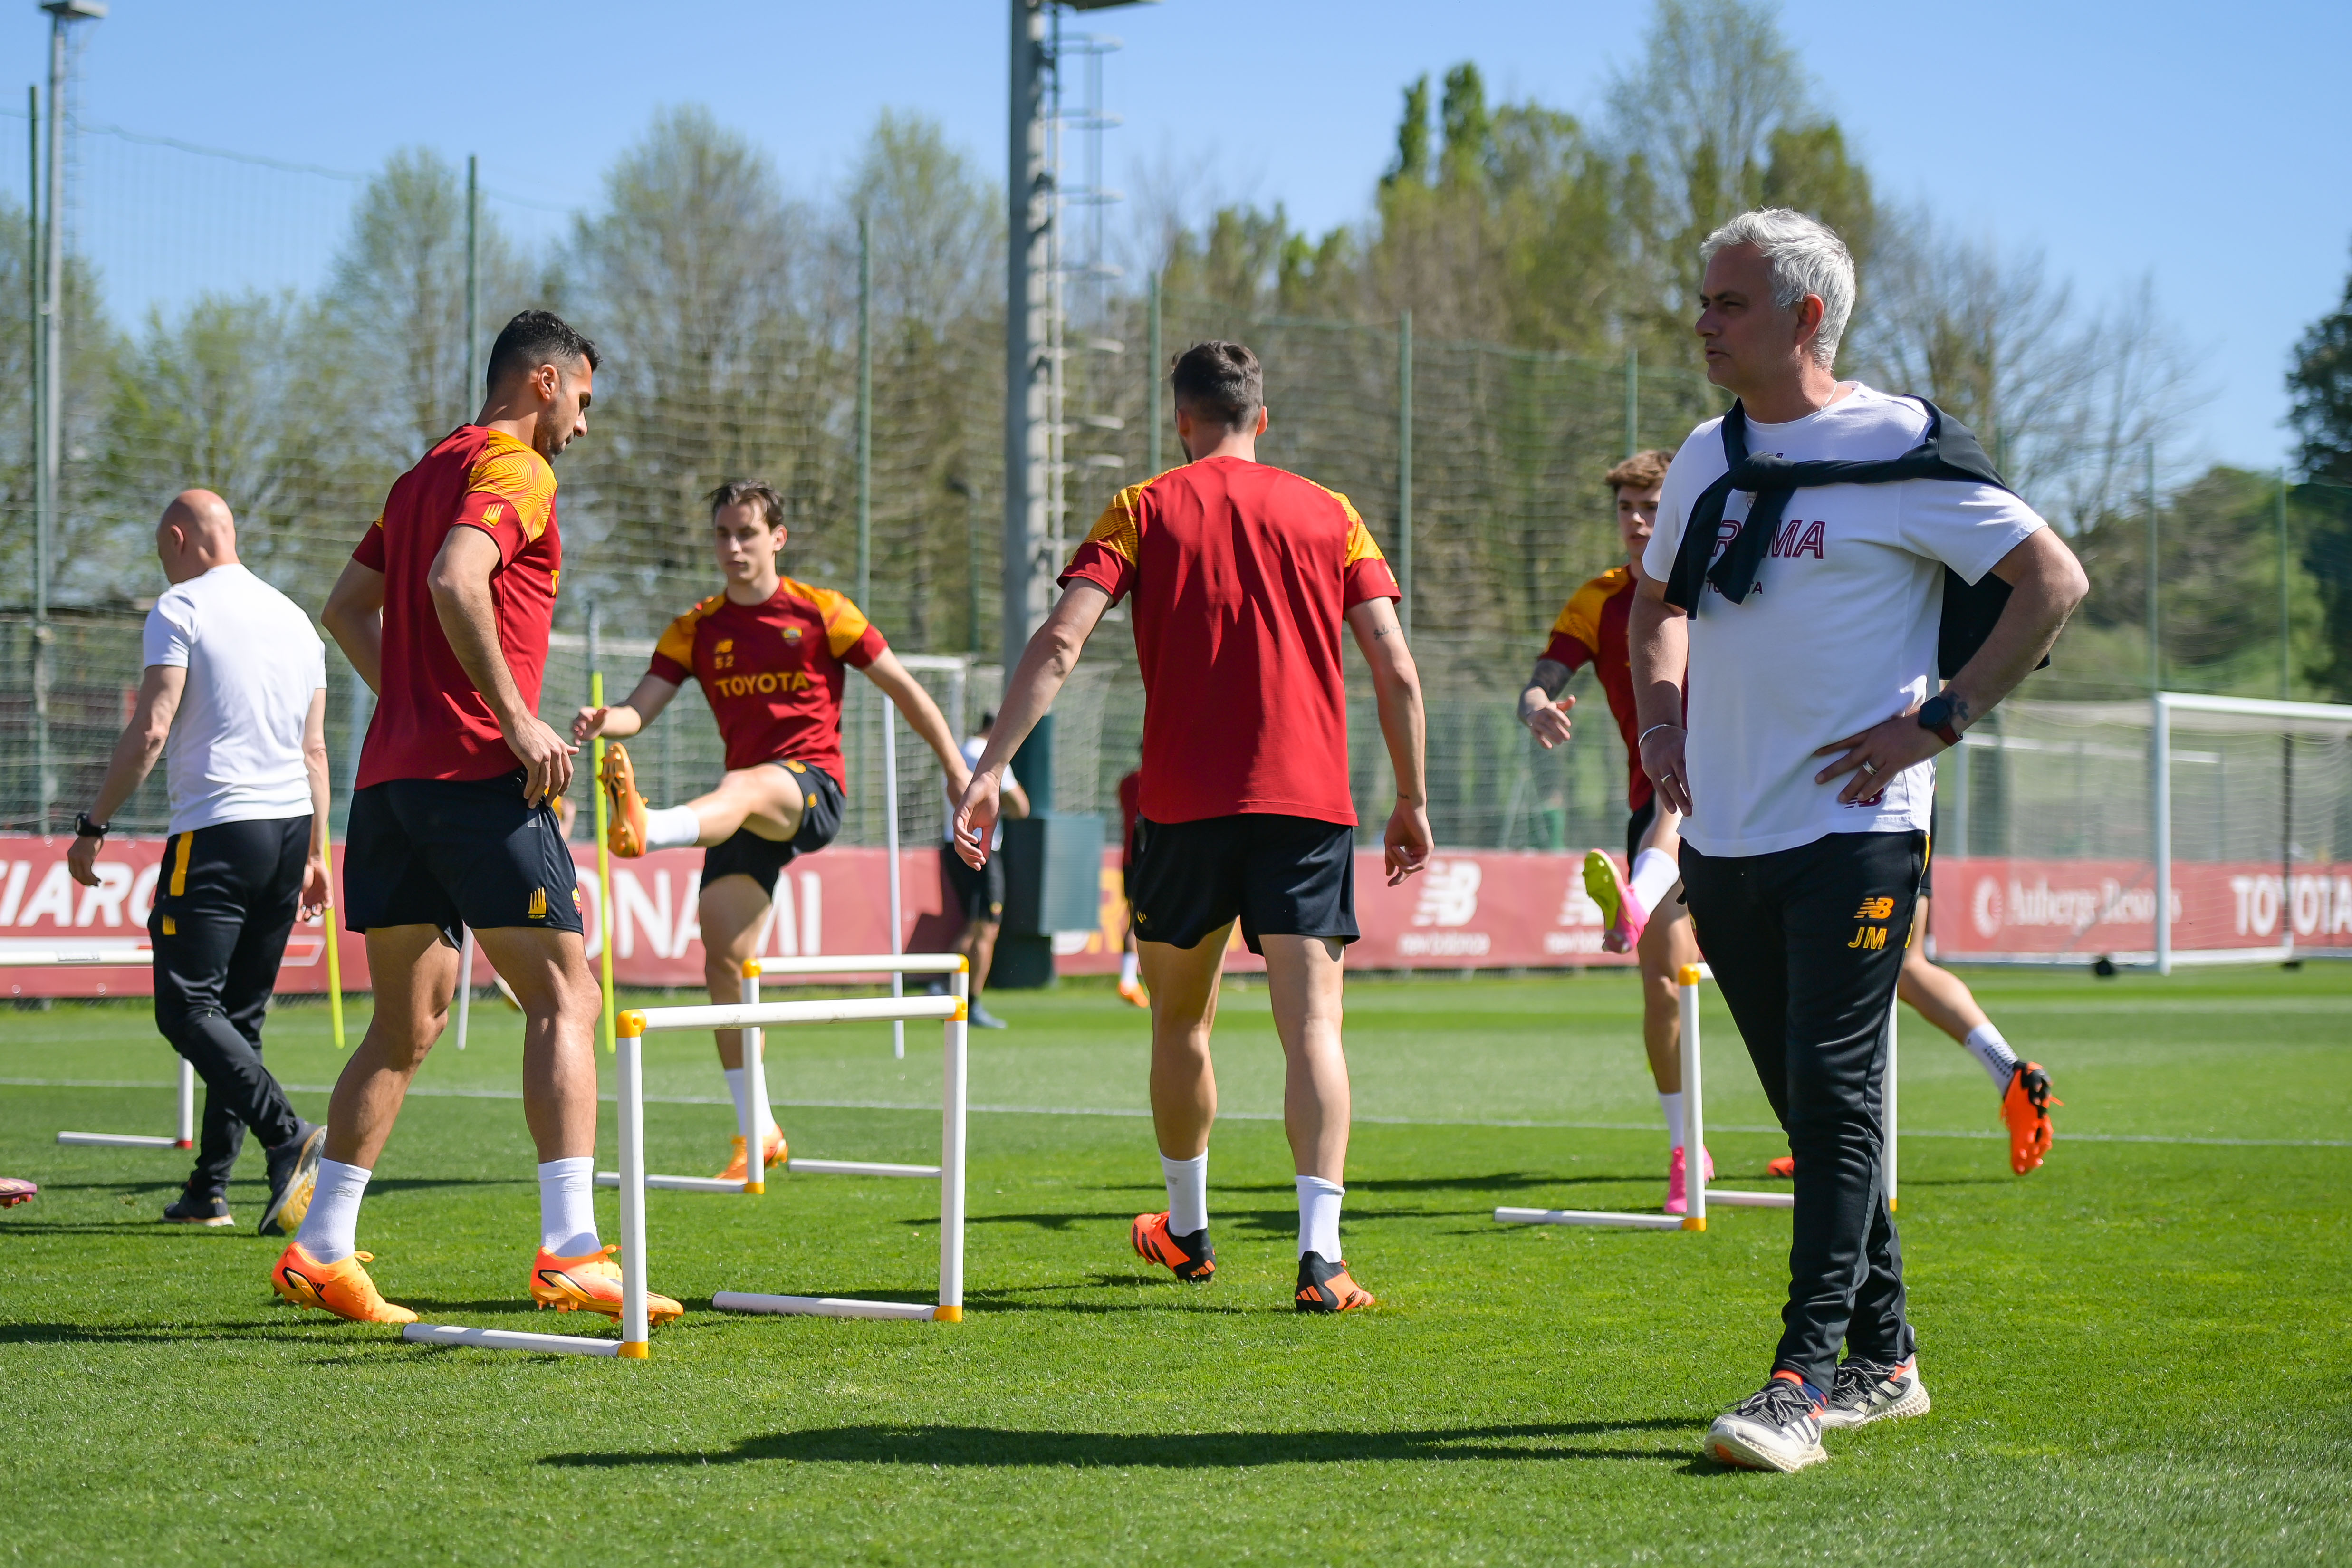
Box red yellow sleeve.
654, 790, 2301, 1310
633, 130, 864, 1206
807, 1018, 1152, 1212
352, 517, 386, 570
1541, 573, 1617, 672
813, 589, 887, 668
1332, 492, 1401, 607
648, 602, 712, 686
455, 439, 557, 564
1059, 483, 1145, 604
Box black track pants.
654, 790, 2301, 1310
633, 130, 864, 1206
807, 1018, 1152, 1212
1680, 829, 1926, 1389
148, 817, 311, 1194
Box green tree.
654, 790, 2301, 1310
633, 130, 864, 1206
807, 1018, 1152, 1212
320, 148, 537, 467
2286, 251, 2352, 695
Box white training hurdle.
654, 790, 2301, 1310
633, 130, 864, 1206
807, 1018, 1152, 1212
5, 946, 192, 1152
1494, 963, 1901, 1231
590, 953, 970, 1194
404, 973, 970, 1358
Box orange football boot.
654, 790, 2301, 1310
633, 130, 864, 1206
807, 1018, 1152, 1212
271, 1243, 418, 1324
1295, 1252, 1375, 1313
2001, 1062, 2059, 1174
1130, 1211, 1215, 1280
1766, 1155, 1795, 1179
600, 743, 649, 858
714, 1128, 789, 1183
530, 1244, 683, 1325
1116, 977, 1150, 1009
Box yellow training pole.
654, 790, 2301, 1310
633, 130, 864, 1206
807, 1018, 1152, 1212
592, 671, 617, 1053
322, 831, 346, 1051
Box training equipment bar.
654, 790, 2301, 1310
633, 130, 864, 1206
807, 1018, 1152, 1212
591, 954, 971, 1193
1494, 964, 1900, 1230
407, 972, 970, 1358
7, 947, 191, 1150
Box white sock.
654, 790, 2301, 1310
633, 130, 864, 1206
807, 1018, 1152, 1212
1963, 1022, 2019, 1090
1119, 949, 1140, 987
1296, 1174, 1344, 1259
537, 1156, 599, 1257
1659, 1090, 1685, 1152
644, 805, 701, 851
1161, 1152, 1208, 1236
1629, 847, 1679, 917
752, 1052, 778, 1135
294, 1157, 371, 1265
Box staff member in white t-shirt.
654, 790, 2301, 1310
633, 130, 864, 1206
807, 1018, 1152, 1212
68, 491, 333, 1236
1630, 211, 2086, 1472
938, 711, 1027, 1029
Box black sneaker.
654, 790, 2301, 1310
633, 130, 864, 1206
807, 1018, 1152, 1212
1293, 1251, 1375, 1313
257, 1121, 326, 1238
1822, 1356, 1930, 1429
162, 1188, 233, 1227
1704, 1375, 1828, 1472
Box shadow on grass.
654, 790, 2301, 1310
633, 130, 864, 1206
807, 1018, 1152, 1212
539, 1419, 1698, 1470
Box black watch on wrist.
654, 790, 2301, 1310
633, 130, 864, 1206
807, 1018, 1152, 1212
1915, 694, 1961, 749
74, 812, 109, 840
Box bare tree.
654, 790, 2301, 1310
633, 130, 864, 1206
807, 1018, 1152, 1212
1605, 0, 1811, 232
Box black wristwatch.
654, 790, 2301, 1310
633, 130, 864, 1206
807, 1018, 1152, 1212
1915, 694, 1962, 749
74, 812, 109, 840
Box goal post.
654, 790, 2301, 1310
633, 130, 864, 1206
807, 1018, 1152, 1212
2153, 693, 2352, 974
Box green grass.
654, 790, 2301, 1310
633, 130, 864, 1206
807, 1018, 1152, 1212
2, 964, 2348, 1565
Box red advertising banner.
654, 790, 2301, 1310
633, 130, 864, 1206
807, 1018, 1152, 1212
1929, 856, 2352, 958
8, 832, 2340, 997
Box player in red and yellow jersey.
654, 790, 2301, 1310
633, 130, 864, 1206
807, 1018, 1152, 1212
1518, 448, 1713, 1214
576, 481, 970, 1179
953, 340, 1430, 1313
295, 310, 680, 1333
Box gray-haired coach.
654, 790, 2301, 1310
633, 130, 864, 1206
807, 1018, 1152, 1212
1630, 209, 2086, 1472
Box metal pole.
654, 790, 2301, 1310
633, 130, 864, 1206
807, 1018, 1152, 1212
857, 212, 872, 613
939, 999, 969, 1319
1678, 964, 1705, 1230
453, 927, 474, 1050
883, 698, 904, 1060
2153, 693, 2172, 976
1005, 0, 1054, 807
615, 1018, 650, 1356
1147, 269, 1162, 473
27, 81, 46, 833
2145, 441, 2160, 693
38, 13, 67, 834
2278, 473, 2293, 701
1398, 309, 1413, 640
738, 963, 764, 1193
962, 480, 982, 653
464, 154, 479, 416
1624, 340, 1639, 459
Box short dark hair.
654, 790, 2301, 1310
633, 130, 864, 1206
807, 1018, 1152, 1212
707, 480, 786, 530
1170, 340, 1262, 430
978, 710, 996, 730
486, 309, 599, 394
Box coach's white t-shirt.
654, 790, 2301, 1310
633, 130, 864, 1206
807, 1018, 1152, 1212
141, 563, 328, 835
1640, 384, 2045, 858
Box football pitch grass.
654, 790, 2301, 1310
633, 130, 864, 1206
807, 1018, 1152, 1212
2, 966, 2346, 1565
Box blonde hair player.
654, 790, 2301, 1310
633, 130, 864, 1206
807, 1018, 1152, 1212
1516, 448, 1710, 1214
580, 481, 971, 1183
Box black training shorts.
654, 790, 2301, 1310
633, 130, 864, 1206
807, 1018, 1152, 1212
941, 840, 1007, 924
345, 771, 582, 943
1626, 796, 1658, 868
702, 758, 846, 890
1128, 812, 1357, 955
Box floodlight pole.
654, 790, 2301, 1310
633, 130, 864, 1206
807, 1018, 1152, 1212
1006, 0, 1055, 813
35, 2, 104, 828
464, 154, 479, 414
2145, 440, 2160, 693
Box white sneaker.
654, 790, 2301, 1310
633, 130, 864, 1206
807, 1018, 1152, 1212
1705, 1376, 1828, 1472
1821, 1356, 1930, 1429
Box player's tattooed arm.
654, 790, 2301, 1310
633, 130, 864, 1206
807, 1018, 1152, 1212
1517, 657, 1576, 748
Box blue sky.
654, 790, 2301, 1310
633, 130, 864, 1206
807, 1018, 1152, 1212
8, 0, 2346, 472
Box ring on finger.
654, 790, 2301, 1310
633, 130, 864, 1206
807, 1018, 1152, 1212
1860, 760, 1881, 776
